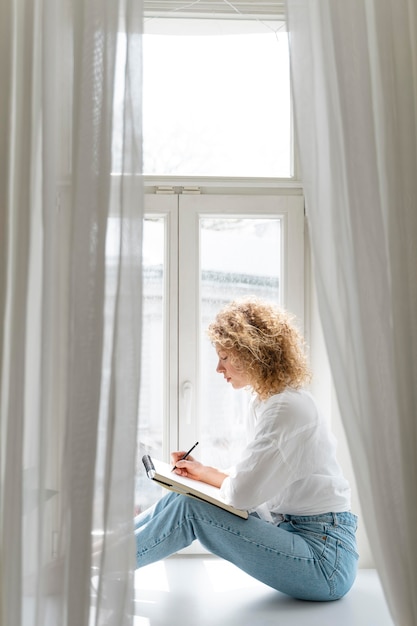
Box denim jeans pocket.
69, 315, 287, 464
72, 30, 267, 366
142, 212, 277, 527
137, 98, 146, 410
326, 536, 359, 598
326, 523, 359, 559
288, 520, 329, 558
282, 516, 358, 599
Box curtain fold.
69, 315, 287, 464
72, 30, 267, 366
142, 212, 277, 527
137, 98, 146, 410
0, 1, 143, 625
286, 1, 417, 625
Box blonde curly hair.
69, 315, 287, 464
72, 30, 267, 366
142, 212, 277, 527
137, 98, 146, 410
207, 297, 311, 400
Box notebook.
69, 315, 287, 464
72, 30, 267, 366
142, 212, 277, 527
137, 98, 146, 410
142, 455, 248, 520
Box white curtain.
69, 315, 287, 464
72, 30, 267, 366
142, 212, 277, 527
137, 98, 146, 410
0, 1, 143, 625
286, 1, 417, 625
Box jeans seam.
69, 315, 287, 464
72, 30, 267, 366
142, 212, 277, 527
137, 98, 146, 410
193, 514, 324, 563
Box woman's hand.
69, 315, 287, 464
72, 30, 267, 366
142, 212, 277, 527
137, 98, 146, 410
173, 458, 205, 480
170, 451, 228, 488
171, 450, 197, 467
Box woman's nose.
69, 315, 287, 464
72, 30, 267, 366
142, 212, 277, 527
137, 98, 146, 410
216, 360, 224, 373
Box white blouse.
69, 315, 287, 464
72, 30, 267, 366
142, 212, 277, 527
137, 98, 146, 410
220, 388, 351, 522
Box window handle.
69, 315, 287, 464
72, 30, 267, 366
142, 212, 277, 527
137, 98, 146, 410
181, 380, 193, 425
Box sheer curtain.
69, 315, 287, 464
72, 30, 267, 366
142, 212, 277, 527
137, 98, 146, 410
0, 1, 143, 625
286, 1, 417, 625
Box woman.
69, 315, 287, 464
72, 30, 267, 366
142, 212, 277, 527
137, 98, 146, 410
135, 297, 358, 601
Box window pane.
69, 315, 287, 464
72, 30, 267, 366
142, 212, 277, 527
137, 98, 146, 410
104, 218, 165, 516
199, 217, 282, 468
143, 19, 291, 177
136, 217, 166, 512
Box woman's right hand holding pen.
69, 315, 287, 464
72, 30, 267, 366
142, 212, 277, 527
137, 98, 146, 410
170, 451, 228, 489
171, 450, 198, 468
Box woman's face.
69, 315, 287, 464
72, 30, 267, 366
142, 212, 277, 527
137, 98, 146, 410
215, 347, 250, 390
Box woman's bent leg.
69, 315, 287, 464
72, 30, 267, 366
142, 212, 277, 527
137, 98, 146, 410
135, 494, 357, 601
134, 491, 180, 531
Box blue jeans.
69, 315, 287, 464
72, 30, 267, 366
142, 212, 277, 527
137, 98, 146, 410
134, 492, 359, 601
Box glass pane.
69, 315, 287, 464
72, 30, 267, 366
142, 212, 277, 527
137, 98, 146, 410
199, 218, 282, 468
136, 217, 166, 513
143, 19, 291, 177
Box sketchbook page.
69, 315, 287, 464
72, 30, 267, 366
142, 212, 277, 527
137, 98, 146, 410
152, 458, 227, 501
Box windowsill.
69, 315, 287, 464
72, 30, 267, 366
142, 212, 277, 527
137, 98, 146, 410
135, 559, 393, 626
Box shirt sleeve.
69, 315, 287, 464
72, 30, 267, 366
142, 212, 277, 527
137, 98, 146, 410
220, 393, 320, 511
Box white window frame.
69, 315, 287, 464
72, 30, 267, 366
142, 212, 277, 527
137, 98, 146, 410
144, 190, 305, 453
143, 193, 179, 456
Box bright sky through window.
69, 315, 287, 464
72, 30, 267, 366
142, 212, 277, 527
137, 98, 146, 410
141, 20, 291, 178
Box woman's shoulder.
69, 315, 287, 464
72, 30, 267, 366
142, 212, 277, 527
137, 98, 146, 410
263, 387, 316, 409
255, 388, 320, 428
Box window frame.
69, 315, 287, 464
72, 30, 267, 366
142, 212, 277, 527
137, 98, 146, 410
143, 189, 305, 456
141, 14, 298, 182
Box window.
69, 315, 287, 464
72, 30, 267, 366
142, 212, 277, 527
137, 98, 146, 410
112, 17, 293, 178
110, 10, 303, 514
136, 193, 304, 512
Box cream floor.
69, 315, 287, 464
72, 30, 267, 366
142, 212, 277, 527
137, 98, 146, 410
134, 557, 394, 626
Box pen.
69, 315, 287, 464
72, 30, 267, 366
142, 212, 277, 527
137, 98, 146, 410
171, 441, 199, 471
